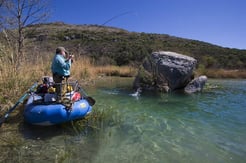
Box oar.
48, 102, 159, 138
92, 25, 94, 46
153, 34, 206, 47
0, 82, 38, 127
77, 85, 96, 106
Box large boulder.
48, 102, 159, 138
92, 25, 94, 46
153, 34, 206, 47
133, 51, 197, 92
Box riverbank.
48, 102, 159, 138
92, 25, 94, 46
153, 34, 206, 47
1, 56, 246, 107
197, 69, 246, 78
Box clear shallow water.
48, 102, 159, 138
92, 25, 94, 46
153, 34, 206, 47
0, 78, 246, 163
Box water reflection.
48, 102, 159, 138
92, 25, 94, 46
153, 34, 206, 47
20, 123, 70, 140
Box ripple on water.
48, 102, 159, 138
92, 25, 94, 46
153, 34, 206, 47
1, 79, 246, 163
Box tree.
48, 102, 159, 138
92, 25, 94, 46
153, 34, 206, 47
0, 0, 50, 71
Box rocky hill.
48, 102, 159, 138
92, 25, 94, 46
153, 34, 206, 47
23, 22, 246, 68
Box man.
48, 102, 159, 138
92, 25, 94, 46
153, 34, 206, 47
51, 47, 73, 97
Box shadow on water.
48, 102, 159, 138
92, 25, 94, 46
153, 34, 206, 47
11, 118, 103, 163
18, 117, 100, 140
0, 104, 103, 162
19, 123, 70, 140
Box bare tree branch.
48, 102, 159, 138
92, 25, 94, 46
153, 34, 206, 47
0, 0, 50, 71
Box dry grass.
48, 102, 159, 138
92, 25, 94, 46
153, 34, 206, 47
0, 60, 46, 110
0, 55, 137, 106
71, 56, 137, 80
94, 65, 137, 77
196, 69, 246, 78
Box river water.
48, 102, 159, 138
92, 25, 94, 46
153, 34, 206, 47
0, 78, 245, 163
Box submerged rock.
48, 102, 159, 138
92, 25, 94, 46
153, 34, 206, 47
133, 51, 198, 92
184, 75, 208, 93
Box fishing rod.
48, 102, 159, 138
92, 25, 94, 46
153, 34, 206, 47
74, 11, 135, 59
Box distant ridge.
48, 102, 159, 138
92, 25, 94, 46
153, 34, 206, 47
24, 22, 246, 69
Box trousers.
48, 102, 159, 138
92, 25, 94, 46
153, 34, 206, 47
53, 74, 64, 97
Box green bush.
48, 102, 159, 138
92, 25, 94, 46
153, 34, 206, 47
19, 23, 246, 69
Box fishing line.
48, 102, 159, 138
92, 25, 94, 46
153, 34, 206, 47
101, 11, 134, 26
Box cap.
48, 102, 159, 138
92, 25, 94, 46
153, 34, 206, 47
56, 47, 68, 54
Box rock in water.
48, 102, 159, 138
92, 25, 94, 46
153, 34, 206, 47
133, 51, 197, 92
184, 75, 208, 93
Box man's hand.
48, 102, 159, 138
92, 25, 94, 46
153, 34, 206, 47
69, 54, 74, 63
69, 54, 74, 59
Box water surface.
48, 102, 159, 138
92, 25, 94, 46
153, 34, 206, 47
0, 78, 245, 163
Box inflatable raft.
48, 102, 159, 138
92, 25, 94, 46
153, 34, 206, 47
24, 77, 94, 126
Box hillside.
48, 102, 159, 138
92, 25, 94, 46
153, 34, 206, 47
23, 22, 246, 69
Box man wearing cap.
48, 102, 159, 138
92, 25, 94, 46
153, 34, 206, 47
51, 47, 73, 97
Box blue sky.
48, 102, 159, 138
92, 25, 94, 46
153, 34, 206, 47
50, 0, 246, 49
